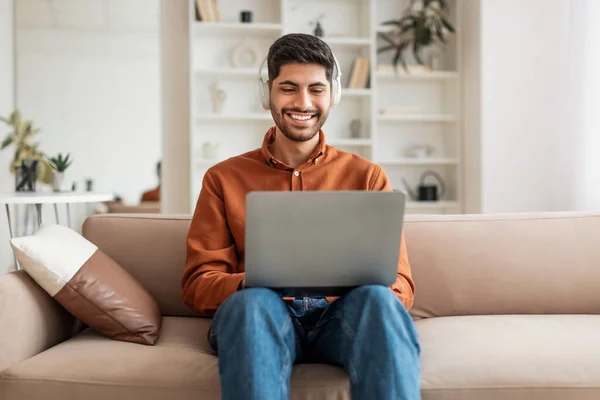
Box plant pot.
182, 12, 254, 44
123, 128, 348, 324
15, 160, 39, 192
52, 171, 65, 192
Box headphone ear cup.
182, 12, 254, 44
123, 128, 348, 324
330, 54, 342, 108
258, 80, 270, 110
331, 79, 341, 108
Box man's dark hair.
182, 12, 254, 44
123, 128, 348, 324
267, 33, 335, 84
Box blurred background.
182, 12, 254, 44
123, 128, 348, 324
1, 0, 599, 274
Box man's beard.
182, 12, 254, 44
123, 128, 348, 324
270, 102, 329, 142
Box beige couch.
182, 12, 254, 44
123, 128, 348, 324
103, 200, 161, 214
1, 211, 600, 399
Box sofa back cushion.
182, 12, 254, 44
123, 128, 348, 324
405, 212, 600, 319
83, 214, 195, 317
83, 211, 600, 319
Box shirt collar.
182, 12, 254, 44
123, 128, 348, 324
261, 127, 326, 169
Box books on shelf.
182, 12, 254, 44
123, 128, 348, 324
195, 0, 221, 22
347, 57, 370, 89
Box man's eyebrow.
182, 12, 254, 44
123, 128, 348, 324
277, 80, 328, 87
278, 80, 298, 86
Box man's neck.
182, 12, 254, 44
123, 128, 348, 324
270, 128, 320, 169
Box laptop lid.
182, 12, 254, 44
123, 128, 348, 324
244, 191, 406, 297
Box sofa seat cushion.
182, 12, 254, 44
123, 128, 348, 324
0, 316, 349, 400
417, 314, 600, 400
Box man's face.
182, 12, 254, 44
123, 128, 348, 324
268, 63, 332, 142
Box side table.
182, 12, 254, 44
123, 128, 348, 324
0, 192, 115, 269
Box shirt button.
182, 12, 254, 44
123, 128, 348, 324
315, 158, 319, 162
294, 171, 300, 177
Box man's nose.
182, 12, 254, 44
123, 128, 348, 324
293, 90, 312, 111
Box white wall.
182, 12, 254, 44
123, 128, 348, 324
0, 0, 15, 274
461, 0, 585, 214
14, 0, 161, 207
557, 0, 600, 211
479, 0, 570, 213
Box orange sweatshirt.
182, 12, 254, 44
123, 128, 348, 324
182, 127, 415, 316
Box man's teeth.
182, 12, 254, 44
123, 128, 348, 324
289, 114, 313, 121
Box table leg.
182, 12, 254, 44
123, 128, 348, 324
23, 204, 30, 236
35, 203, 43, 228
66, 203, 71, 228
5, 204, 14, 240
54, 203, 60, 224
5, 204, 19, 270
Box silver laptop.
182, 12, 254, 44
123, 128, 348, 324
244, 191, 406, 297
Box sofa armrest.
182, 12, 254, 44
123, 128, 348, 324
0, 270, 78, 373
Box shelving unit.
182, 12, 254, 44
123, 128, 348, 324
378, 114, 457, 122
189, 0, 462, 214
194, 22, 283, 32
376, 70, 459, 81
328, 138, 373, 146
323, 37, 371, 46
195, 68, 259, 77
379, 158, 459, 166
343, 89, 372, 97
196, 113, 272, 121
407, 201, 458, 209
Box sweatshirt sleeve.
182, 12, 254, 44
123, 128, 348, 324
369, 165, 416, 310
181, 169, 244, 316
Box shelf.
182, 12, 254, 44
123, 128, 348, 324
328, 139, 373, 146
194, 22, 282, 34
375, 26, 395, 34
195, 159, 220, 168
343, 88, 372, 96
17, 26, 158, 35
196, 113, 272, 122
378, 114, 457, 122
323, 37, 371, 46
376, 71, 458, 81
406, 201, 458, 209
196, 68, 257, 77
188, 0, 463, 214
379, 158, 458, 165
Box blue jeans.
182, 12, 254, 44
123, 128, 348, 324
209, 285, 421, 400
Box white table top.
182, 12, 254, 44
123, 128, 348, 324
0, 192, 115, 205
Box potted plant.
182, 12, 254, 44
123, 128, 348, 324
0, 109, 53, 191
377, 0, 455, 74
46, 153, 73, 192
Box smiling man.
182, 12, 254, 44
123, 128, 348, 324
182, 33, 421, 400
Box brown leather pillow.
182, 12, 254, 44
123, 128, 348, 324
10, 224, 162, 345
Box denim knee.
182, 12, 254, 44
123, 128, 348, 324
218, 287, 285, 316
210, 287, 290, 350
346, 285, 399, 310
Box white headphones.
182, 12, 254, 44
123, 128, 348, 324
257, 53, 342, 110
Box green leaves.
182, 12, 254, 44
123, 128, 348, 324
1, 109, 53, 183
1, 135, 13, 150
378, 0, 456, 74
47, 152, 72, 172
8, 109, 21, 125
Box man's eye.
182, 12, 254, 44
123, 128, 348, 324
281, 88, 295, 93
311, 89, 324, 94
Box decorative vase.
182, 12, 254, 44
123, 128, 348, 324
52, 171, 65, 192
202, 141, 220, 159
14, 160, 38, 192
